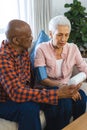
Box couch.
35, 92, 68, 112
0, 76, 86, 130
0, 31, 87, 130
0, 110, 46, 130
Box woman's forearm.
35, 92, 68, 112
40, 78, 61, 87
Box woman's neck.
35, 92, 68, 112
54, 48, 63, 59
51, 41, 63, 59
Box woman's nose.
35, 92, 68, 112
61, 35, 66, 41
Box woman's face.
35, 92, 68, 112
50, 25, 70, 49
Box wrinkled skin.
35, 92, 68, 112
5, 19, 33, 54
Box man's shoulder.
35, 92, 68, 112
0, 47, 11, 57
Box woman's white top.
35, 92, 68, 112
56, 59, 63, 77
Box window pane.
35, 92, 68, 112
0, 0, 19, 44
0, 0, 19, 29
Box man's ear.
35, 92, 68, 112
12, 37, 19, 45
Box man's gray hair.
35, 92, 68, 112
48, 15, 71, 33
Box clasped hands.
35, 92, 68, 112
58, 83, 82, 101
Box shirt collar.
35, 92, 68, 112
49, 41, 69, 58
1, 40, 28, 57
62, 43, 69, 55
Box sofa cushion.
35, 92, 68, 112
0, 111, 46, 130
30, 30, 50, 67
72, 58, 87, 96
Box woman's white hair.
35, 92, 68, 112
49, 15, 71, 33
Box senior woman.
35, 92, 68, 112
34, 15, 87, 130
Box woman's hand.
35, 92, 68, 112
71, 83, 82, 101
72, 91, 81, 101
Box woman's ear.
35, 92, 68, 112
49, 31, 53, 39
12, 37, 19, 45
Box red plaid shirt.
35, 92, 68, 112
0, 40, 58, 105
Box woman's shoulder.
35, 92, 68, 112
67, 42, 79, 50
36, 41, 50, 50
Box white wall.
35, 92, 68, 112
51, 0, 87, 17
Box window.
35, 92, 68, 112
0, 0, 20, 44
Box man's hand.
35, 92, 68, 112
58, 83, 81, 99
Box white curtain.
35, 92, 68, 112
18, 0, 52, 40
31, 0, 52, 40
0, 0, 52, 41
0, 0, 20, 44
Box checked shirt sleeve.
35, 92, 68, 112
0, 54, 58, 105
